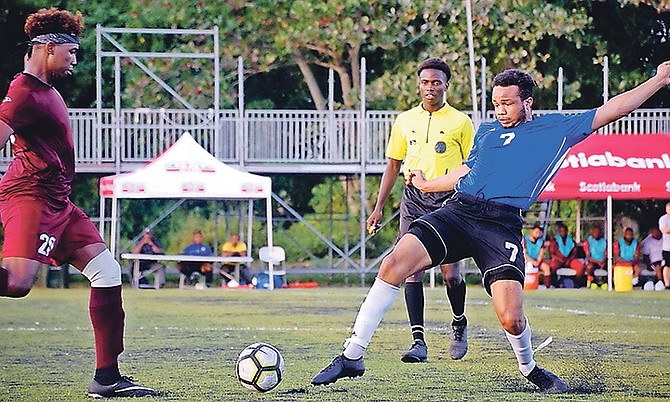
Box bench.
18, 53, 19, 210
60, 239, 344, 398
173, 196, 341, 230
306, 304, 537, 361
121, 253, 253, 289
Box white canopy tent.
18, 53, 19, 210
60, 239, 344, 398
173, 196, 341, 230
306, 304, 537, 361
98, 133, 279, 288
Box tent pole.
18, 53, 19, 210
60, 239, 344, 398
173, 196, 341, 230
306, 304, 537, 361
607, 195, 613, 291
214, 210, 219, 253
99, 196, 106, 239
238, 200, 244, 239
359, 57, 367, 286
247, 200, 253, 268
110, 197, 118, 257
267, 193, 274, 290
575, 201, 582, 242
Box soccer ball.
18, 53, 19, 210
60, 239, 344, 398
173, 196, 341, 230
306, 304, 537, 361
236, 343, 285, 392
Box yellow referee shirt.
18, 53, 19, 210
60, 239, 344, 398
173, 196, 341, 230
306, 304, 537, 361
386, 102, 474, 181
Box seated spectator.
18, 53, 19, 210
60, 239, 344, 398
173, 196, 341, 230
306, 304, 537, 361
641, 227, 665, 289
221, 233, 253, 286
613, 227, 641, 286
584, 225, 607, 287
547, 223, 585, 287
178, 230, 214, 287
132, 228, 166, 288
523, 225, 551, 288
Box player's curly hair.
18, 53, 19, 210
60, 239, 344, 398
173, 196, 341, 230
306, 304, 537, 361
492, 69, 536, 100
24, 8, 83, 39
417, 58, 452, 83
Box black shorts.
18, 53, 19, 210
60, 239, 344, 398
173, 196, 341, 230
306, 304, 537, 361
664, 250, 670, 267
397, 185, 453, 241
408, 192, 525, 295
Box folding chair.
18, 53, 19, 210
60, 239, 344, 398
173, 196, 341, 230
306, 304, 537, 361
259, 246, 286, 288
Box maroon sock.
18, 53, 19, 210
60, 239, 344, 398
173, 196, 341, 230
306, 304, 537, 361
89, 286, 125, 369
543, 275, 552, 288
0, 265, 8, 295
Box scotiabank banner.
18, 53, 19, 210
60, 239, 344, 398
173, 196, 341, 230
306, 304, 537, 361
539, 133, 670, 200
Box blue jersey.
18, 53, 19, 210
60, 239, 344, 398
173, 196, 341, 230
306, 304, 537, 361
586, 236, 606, 261
455, 109, 597, 210
524, 234, 543, 259
556, 235, 575, 257
183, 243, 213, 257
617, 238, 637, 261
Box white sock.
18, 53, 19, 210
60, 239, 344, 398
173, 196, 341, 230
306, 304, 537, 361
343, 278, 400, 360
504, 317, 537, 376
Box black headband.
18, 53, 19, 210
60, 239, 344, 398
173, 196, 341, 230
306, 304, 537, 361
29, 32, 80, 46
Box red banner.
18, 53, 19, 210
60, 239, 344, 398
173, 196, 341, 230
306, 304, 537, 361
539, 133, 670, 200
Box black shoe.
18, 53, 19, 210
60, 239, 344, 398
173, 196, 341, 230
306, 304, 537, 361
400, 339, 427, 363
449, 324, 468, 360
311, 354, 365, 385
524, 365, 568, 394
87, 376, 158, 398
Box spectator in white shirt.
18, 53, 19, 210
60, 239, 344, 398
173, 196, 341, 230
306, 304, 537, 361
659, 202, 670, 289
641, 227, 664, 288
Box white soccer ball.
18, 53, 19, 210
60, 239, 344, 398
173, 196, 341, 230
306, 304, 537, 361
236, 342, 285, 392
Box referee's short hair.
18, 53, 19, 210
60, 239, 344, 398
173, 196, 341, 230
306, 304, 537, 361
417, 58, 451, 83
492, 69, 536, 100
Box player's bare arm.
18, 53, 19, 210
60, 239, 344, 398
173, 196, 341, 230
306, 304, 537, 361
409, 164, 471, 193
0, 120, 14, 146
592, 60, 670, 131
367, 158, 402, 232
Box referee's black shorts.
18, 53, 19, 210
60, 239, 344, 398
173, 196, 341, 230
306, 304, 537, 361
397, 185, 453, 242
408, 192, 525, 295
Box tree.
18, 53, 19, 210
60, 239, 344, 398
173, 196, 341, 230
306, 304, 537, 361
224, 1, 457, 110
368, 0, 597, 110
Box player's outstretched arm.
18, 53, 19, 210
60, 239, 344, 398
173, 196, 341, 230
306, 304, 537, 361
592, 60, 670, 131
0, 120, 13, 146
410, 164, 471, 193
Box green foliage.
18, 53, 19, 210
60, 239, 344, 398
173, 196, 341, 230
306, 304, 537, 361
68, 174, 100, 216
224, 0, 461, 109
279, 175, 403, 262
2, 0, 668, 109
368, 0, 598, 110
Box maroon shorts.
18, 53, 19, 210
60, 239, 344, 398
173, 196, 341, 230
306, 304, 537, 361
0, 198, 104, 265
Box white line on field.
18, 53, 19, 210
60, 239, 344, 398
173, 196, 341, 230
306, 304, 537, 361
535, 305, 670, 321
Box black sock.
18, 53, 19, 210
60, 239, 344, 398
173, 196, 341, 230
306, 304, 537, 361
446, 277, 467, 326
0, 265, 8, 295
404, 282, 425, 342
94, 364, 121, 385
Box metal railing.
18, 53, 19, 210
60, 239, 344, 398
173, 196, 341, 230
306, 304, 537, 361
1, 108, 668, 173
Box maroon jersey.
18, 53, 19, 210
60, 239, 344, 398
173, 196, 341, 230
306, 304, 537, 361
0, 72, 75, 210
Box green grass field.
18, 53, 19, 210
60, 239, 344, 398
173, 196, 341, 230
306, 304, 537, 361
1, 285, 669, 401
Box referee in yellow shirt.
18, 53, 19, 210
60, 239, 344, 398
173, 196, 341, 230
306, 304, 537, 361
367, 58, 474, 363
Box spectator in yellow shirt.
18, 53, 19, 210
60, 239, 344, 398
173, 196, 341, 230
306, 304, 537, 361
221, 233, 253, 286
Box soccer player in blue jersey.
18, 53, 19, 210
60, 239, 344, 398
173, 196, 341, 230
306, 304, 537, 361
312, 61, 670, 393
